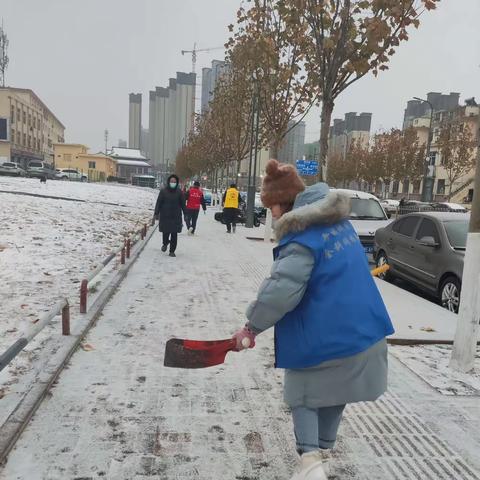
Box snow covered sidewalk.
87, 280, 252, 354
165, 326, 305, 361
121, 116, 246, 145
1, 211, 479, 479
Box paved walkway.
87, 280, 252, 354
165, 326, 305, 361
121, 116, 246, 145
1, 211, 479, 479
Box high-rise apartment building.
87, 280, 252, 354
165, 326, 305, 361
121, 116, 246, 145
277, 121, 306, 165
328, 112, 372, 158
403, 92, 460, 129
128, 93, 142, 149
201, 60, 228, 113
148, 72, 195, 170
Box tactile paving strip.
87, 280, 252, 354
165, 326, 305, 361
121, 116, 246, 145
345, 395, 480, 479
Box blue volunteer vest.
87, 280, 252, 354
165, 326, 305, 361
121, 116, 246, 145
274, 220, 394, 369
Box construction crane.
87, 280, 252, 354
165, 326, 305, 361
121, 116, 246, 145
181, 43, 224, 74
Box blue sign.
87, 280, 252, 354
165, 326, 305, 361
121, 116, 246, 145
296, 159, 319, 176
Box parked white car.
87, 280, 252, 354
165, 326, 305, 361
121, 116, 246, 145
0, 162, 26, 177
331, 189, 392, 257
380, 199, 400, 214
55, 168, 88, 182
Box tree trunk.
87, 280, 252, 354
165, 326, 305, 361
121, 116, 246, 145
318, 98, 334, 182
270, 138, 281, 160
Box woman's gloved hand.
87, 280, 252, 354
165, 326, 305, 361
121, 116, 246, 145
232, 325, 256, 351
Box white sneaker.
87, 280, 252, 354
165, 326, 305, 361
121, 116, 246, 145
188, 227, 194, 235
290, 451, 328, 480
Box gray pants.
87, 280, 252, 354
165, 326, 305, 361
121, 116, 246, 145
292, 404, 346, 453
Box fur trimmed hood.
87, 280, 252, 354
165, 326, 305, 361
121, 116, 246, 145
275, 184, 351, 240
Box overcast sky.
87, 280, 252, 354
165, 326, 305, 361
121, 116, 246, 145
2, 0, 479, 151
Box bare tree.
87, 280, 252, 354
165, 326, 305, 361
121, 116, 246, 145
277, 0, 439, 180
437, 119, 477, 199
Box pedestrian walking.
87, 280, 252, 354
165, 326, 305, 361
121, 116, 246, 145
232, 160, 394, 480
222, 183, 242, 233
185, 181, 207, 235
154, 174, 187, 258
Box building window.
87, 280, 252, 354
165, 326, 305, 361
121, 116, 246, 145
17, 107, 21, 120
88, 161, 96, 169
37, 139, 41, 150
23, 133, 26, 146
412, 181, 421, 194
17, 132, 20, 144
429, 152, 437, 166
23, 111, 26, 124
437, 179, 446, 195
10, 106, 15, 123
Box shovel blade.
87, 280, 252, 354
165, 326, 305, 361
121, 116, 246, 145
164, 338, 236, 369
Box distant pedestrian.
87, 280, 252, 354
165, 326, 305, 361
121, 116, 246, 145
185, 181, 207, 235
232, 160, 394, 480
154, 174, 187, 258
222, 183, 242, 233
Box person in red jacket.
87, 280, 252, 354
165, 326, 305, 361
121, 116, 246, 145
185, 181, 207, 234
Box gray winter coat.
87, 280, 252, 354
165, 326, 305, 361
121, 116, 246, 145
246, 185, 389, 408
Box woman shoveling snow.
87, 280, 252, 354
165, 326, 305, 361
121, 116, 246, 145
232, 159, 394, 480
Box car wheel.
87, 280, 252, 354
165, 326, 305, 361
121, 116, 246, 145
61, 176, 68, 180
440, 276, 461, 314
376, 251, 391, 281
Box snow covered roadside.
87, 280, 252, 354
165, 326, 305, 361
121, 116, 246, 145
390, 345, 480, 396
0, 178, 157, 407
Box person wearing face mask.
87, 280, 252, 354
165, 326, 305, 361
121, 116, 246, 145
231, 160, 394, 480
154, 174, 187, 257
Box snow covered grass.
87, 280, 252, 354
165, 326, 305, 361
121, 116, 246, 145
0, 177, 156, 355
390, 344, 480, 395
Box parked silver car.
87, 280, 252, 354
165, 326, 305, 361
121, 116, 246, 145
55, 168, 88, 182
26, 161, 56, 179
374, 212, 469, 313
0, 162, 26, 177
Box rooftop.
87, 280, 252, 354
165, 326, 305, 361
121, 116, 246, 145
116, 159, 151, 167
108, 147, 147, 161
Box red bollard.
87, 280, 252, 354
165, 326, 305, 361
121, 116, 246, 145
62, 303, 71, 335
126, 238, 131, 258
80, 280, 88, 314
121, 247, 126, 265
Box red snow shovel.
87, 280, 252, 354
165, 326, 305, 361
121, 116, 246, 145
164, 337, 250, 369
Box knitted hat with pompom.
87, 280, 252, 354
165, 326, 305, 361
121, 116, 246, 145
261, 159, 305, 208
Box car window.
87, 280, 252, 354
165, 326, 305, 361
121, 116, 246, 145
29, 162, 42, 168
349, 198, 387, 220
415, 218, 440, 244
392, 216, 420, 237
444, 220, 469, 250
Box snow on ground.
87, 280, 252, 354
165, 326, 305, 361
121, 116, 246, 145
1, 215, 480, 479
0, 177, 157, 406
390, 344, 480, 396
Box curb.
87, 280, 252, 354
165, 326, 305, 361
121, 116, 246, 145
0, 227, 157, 464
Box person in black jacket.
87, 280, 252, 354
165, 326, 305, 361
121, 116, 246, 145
154, 174, 187, 257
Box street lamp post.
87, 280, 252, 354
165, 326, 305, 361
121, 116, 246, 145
414, 97, 435, 202
246, 70, 262, 228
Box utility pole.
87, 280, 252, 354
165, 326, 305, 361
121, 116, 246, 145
0, 20, 9, 88
104, 129, 109, 155
414, 97, 435, 202
450, 112, 480, 372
